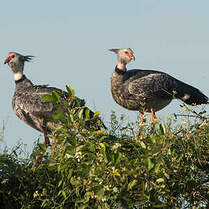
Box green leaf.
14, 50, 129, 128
67, 169, 73, 180
57, 190, 62, 197
76, 186, 80, 196
78, 108, 84, 120
127, 179, 137, 191
52, 91, 60, 102
84, 108, 90, 120
70, 177, 75, 185
52, 110, 65, 122
95, 187, 104, 199
68, 114, 74, 123
159, 123, 166, 135
30, 151, 40, 158
88, 143, 96, 152
93, 110, 100, 118
152, 145, 161, 156
139, 140, 146, 149
38, 143, 47, 152
114, 152, 122, 165
167, 148, 171, 155
58, 180, 62, 187
62, 190, 67, 199
154, 163, 161, 173
41, 94, 54, 102
41, 200, 48, 208
146, 159, 154, 171
100, 143, 106, 159
156, 178, 164, 183
153, 203, 165, 208
66, 85, 75, 96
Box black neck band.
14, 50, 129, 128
15, 74, 26, 84
115, 66, 126, 75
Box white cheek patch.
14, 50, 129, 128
14, 72, 23, 81
182, 93, 190, 101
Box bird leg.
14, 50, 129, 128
136, 112, 146, 136
150, 109, 156, 123
43, 130, 56, 154
44, 131, 50, 147
150, 108, 156, 132
35, 131, 50, 167
35, 151, 45, 168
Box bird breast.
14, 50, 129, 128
111, 72, 143, 111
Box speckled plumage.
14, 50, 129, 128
12, 76, 68, 134
110, 48, 208, 114
4, 52, 104, 142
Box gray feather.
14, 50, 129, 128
111, 67, 208, 112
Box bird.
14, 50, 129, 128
4, 52, 105, 164
110, 48, 208, 135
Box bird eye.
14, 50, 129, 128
125, 51, 132, 57
9, 54, 15, 59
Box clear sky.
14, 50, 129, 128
0, 0, 209, 151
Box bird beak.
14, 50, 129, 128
4, 57, 10, 64
109, 49, 119, 54
131, 55, 135, 61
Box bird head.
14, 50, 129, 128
4, 52, 34, 74
109, 48, 135, 65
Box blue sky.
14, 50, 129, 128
1, 0, 209, 151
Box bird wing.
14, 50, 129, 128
127, 70, 174, 99
13, 85, 68, 118
13, 85, 106, 131
127, 69, 208, 105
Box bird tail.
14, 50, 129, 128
175, 81, 208, 105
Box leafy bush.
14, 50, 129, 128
0, 86, 208, 209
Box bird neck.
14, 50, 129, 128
15, 74, 26, 84
10, 60, 25, 81
115, 65, 126, 75
15, 74, 33, 88
116, 63, 126, 71
14, 72, 23, 81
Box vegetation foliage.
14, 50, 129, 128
0, 86, 208, 209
